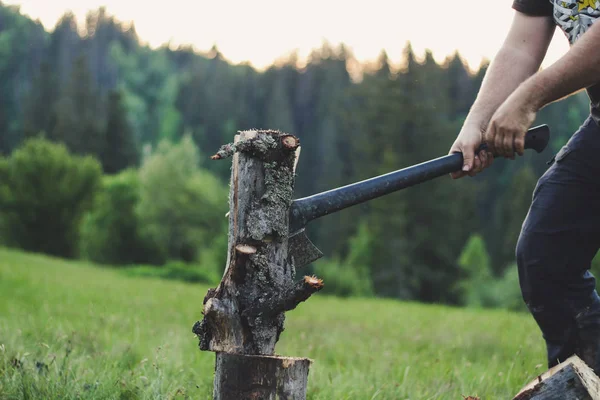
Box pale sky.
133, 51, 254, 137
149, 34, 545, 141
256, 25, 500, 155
4, 0, 571, 72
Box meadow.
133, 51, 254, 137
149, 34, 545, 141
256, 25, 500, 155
0, 247, 547, 399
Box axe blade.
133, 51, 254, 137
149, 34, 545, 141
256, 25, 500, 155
288, 228, 323, 268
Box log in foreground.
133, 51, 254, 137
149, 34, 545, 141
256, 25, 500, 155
193, 129, 322, 399
513, 356, 600, 400
214, 353, 311, 400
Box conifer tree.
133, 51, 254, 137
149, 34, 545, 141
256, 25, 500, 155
347, 43, 478, 302
102, 89, 139, 174
23, 62, 58, 140
52, 54, 105, 158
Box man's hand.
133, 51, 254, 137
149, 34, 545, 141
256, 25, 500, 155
445, 11, 553, 180
481, 0, 600, 159
484, 88, 538, 159
448, 124, 494, 179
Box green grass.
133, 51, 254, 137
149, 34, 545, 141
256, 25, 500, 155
0, 247, 547, 399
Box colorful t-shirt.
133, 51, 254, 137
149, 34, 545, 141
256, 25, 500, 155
512, 0, 600, 122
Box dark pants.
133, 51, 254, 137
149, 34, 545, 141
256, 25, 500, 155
517, 115, 600, 372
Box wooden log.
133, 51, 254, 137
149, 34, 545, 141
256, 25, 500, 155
192, 129, 321, 399
213, 353, 312, 400
513, 355, 600, 400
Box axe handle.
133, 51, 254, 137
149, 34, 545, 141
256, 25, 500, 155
290, 125, 550, 229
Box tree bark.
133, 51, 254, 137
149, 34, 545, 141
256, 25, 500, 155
513, 356, 600, 400
192, 129, 322, 400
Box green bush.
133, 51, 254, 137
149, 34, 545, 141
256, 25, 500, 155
454, 234, 527, 312
312, 221, 374, 298
454, 234, 494, 307
487, 265, 527, 312
0, 137, 102, 258
80, 134, 229, 270
79, 169, 159, 266
196, 230, 228, 279
121, 260, 221, 285
313, 257, 374, 297
459, 265, 526, 312
136, 135, 228, 263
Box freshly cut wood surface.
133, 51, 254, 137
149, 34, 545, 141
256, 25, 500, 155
513, 356, 600, 400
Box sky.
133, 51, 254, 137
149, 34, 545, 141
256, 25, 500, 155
4, 0, 571, 72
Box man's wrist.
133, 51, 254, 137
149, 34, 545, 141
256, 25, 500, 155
462, 114, 489, 135
513, 77, 547, 113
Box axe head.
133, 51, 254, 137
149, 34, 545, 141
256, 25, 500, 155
288, 228, 323, 268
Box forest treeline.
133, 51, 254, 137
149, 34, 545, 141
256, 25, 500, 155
0, 3, 594, 308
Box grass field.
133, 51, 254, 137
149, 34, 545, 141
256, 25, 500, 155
0, 247, 548, 399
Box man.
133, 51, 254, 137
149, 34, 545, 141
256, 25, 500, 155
449, 0, 600, 373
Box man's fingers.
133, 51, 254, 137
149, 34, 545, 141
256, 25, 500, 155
503, 134, 514, 159
484, 122, 496, 155
450, 166, 467, 179
479, 150, 488, 170
514, 134, 525, 156
494, 129, 505, 158
450, 171, 467, 179
486, 152, 494, 168
468, 155, 481, 177
452, 149, 493, 179
461, 146, 475, 173
471, 151, 489, 177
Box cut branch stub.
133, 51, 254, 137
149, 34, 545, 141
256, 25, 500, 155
281, 276, 324, 313
194, 130, 322, 356
281, 135, 300, 151
235, 244, 257, 255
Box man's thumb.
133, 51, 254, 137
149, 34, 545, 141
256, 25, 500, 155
462, 147, 475, 172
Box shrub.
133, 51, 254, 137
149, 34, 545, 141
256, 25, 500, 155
80, 134, 229, 269
136, 135, 228, 263
79, 169, 159, 266
121, 260, 221, 285
313, 257, 374, 298
454, 234, 527, 311
0, 137, 102, 258
454, 234, 494, 307
487, 264, 527, 312
312, 221, 375, 298
196, 230, 228, 280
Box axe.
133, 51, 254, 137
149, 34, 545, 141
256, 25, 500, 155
288, 124, 551, 267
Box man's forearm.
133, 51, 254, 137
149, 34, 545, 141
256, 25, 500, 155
518, 21, 600, 111
450, 12, 554, 174
465, 44, 545, 132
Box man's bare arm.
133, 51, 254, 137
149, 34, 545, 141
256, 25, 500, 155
450, 11, 555, 177
517, 20, 600, 112
486, 17, 600, 158
464, 12, 556, 133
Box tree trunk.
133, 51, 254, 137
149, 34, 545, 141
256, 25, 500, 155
513, 356, 600, 400
192, 130, 322, 400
